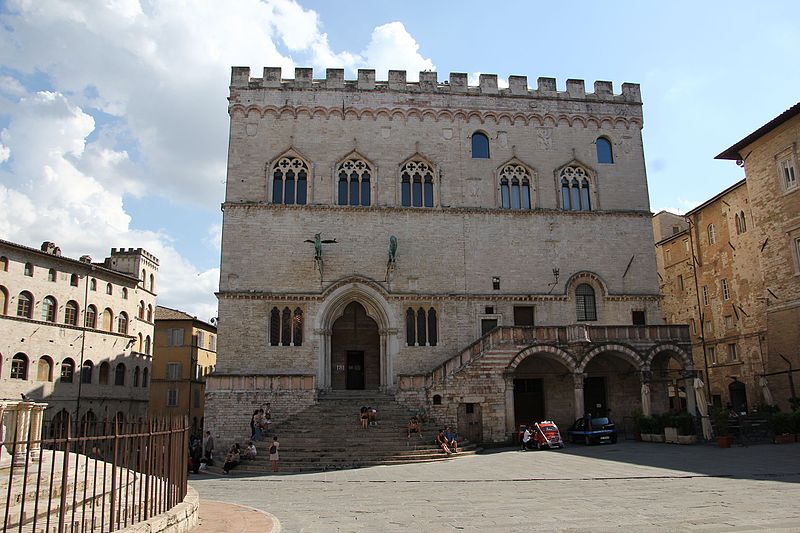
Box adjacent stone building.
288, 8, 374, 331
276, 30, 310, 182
206, 67, 692, 445
716, 102, 800, 410
653, 181, 768, 412
0, 239, 158, 430
149, 305, 217, 436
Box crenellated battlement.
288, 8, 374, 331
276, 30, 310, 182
230, 67, 641, 104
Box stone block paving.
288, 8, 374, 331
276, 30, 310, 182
190, 442, 800, 532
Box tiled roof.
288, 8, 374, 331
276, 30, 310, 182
155, 305, 195, 321
716, 102, 800, 160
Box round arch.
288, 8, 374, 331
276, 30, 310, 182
314, 280, 399, 391
507, 344, 578, 373
644, 343, 694, 371
577, 343, 645, 373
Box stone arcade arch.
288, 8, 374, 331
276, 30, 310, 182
645, 344, 696, 415
314, 281, 399, 391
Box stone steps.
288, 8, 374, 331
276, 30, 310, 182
215, 392, 477, 473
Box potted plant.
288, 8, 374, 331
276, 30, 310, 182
664, 413, 679, 444
712, 408, 731, 448
771, 412, 795, 444
639, 415, 654, 442
631, 409, 643, 441
674, 412, 697, 444
650, 413, 667, 443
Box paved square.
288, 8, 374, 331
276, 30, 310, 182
190, 442, 800, 532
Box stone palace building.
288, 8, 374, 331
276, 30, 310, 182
205, 67, 693, 445
0, 239, 158, 432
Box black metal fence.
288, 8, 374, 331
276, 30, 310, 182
2, 414, 189, 533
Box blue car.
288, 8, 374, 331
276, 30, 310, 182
568, 417, 617, 445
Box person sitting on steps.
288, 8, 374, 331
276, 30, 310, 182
407, 417, 422, 438
222, 444, 240, 474
368, 407, 378, 427
360, 406, 369, 429
436, 429, 452, 456
444, 426, 458, 453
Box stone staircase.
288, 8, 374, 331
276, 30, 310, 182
216, 391, 479, 474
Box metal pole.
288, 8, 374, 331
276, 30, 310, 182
686, 216, 711, 401
75, 266, 93, 422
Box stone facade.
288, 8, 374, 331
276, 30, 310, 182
0, 239, 158, 428
653, 182, 769, 411
207, 67, 692, 446
716, 103, 800, 410
150, 306, 217, 436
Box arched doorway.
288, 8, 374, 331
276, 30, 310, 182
650, 351, 690, 413
729, 380, 747, 413
331, 302, 380, 390
512, 354, 575, 428
582, 350, 642, 420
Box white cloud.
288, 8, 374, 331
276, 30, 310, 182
655, 198, 702, 215
468, 72, 509, 89
0, 142, 9, 164
0, 75, 26, 97
360, 22, 435, 81
205, 223, 222, 252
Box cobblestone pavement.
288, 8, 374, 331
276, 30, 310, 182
190, 442, 800, 532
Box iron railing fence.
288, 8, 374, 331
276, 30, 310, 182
2, 413, 188, 533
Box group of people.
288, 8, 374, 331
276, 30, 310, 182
436, 427, 458, 455
359, 406, 378, 428
222, 436, 280, 474
250, 404, 272, 441
188, 430, 217, 473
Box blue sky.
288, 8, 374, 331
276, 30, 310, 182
0, 0, 798, 320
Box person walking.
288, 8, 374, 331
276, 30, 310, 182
269, 436, 279, 472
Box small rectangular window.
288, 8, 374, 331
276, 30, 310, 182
724, 315, 734, 329
481, 319, 498, 336
728, 343, 737, 361
678, 275, 684, 291
706, 346, 717, 365
665, 248, 672, 263
702, 286, 709, 306
167, 389, 178, 407
779, 157, 797, 191
632, 310, 646, 325
484, 306, 495, 315
683, 239, 690, 252
168, 328, 184, 346
672, 225, 680, 235
721, 279, 730, 300
513, 306, 534, 326
167, 362, 181, 380
704, 320, 713, 334
690, 318, 697, 334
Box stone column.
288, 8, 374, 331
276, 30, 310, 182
0, 401, 10, 468
573, 373, 586, 420
315, 328, 331, 390
384, 327, 399, 392
29, 403, 47, 461
504, 375, 515, 437
11, 401, 34, 466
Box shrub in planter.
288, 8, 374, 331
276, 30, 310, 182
771, 412, 794, 443
638, 415, 654, 435
712, 408, 730, 446
673, 412, 695, 436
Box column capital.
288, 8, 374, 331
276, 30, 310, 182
573, 372, 587, 388
639, 370, 652, 383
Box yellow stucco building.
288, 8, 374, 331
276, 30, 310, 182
150, 306, 217, 435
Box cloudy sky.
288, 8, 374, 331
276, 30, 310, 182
1, 0, 798, 321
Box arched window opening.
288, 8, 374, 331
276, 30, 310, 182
11, 353, 28, 380
0, 256, 7, 271
61, 358, 75, 383
114, 363, 126, 386
24, 262, 34, 277
499, 163, 532, 210
405, 307, 438, 346
735, 211, 747, 234
336, 158, 372, 207
37, 356, 53, 382
596, 137, 614, 164
137, 333, 143, 352
141, 269, 146, 283
17, 291, 33, 318
90, 278, 96, 291
85, 305, 97, 328
122, 287, 128, 299
281, 307, 291, 345
401, 160, 435, 208
272, 155, 309, 205
81, 360, 93, 384
106, 283, 113, 295
560, 166, 593, 211
117, 312, 129, 334
42, 296, 57, 322
80, 411, 97, 436
471, 132, 490, 159
99, 362, 110, 385
64, 300, 79, 325
149, 273, 155, 292
70, 274, 79, 287
433, 394, 443, 405
147, 304, 153, 322
707, 224, 716, 245
48, 268, 57, 282
138, 301, 145, 319
102, 308, 113, 331
134, 366, 140, 387
144, 335, 151, 355
142, 367, 149, 387
0, 286, 7, 315
292, 307, 303, 346
576, 283, 597, 321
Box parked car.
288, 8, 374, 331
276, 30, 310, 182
531, 421, 564, 449
568, 416, 617, 445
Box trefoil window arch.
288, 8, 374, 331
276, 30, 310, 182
499, 163, 532, 210
271, 154, 309, 205
560, 166, 592, 211
269, 306, 303, 346
401, 160, 435, 208
337, 157, 372, 206
405, 307, 438, 346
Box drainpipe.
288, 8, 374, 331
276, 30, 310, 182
686, 216, 711, 401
